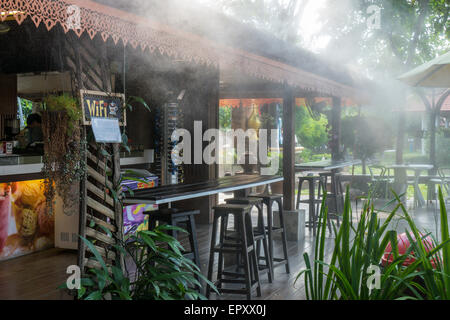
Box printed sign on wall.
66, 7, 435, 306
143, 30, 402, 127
80, 90, 126, 125
0, 180, 54, 261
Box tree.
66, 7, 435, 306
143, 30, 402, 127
213, 0, 310, 44
219, 106, 232, 129
321, 0, 449, 76
341, 114, 394, 173
320, 0, 449, 190
295, 105, 328, 150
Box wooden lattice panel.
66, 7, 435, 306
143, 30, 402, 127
78, 142, 123, 275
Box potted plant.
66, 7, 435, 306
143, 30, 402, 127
41, 94, 84, 215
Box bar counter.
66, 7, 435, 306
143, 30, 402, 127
0, 150, 154, 183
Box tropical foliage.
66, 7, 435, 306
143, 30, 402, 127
63, 224, 217, 300
295, 105, 328, 151
41, 94, 84, 215
296, 187, 450, 300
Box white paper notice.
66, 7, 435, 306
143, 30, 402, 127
91, 117, 122, 143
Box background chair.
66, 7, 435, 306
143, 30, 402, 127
430, 167, 450, 203
368, 165, 393, 199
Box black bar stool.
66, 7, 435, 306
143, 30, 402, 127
206, 204, 262, 300
145, 208, 201, 268
248, 194, 290, 276
224, 197, 273, 282
318, 172, 344, 228
296, 175, 323, 236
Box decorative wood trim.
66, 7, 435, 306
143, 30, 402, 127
86, 181, 114, 207
84, 258, 113, 274
88, 244, 116, 261
69, 35, 124, 281
87, 196, 115, 220
0, 0, 361, 98
87, 166, 113, 189
86, 151, 112, 173
86, 214, 117, 232
85, 227, 115, 245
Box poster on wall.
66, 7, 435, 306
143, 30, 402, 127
80, 90, 126, 125
0, 180, 54, 261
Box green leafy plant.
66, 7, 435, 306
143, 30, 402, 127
41, 94, 85, 215
296, 187, 450, 300
68, 145, 217, 300
61, 94, 218, 300
295, 105, 328, 151
43, 94, 82, 136
66, 225, 217, 300
219, 106, 232, 129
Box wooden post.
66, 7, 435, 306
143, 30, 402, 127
282, 85, 295, 211
331, 96, 342, 161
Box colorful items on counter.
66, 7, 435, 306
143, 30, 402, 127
121, 175, 158, 193
0, 180, 54, 261
122, 173, 159, 236
123, 203, 158, 235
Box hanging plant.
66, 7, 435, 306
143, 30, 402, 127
41, 94, 85, 215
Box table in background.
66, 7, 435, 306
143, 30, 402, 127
295, 159, 361, 217
386, 164, 434, 208
295, 159, 362, 173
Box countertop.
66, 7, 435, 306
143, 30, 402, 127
0, 150, 154, 179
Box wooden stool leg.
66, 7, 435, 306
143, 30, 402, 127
257, 203, 272, 282
296, 178, 304, 210
255, 204, 262, 264
261, 231, 273, 282
187, 215, 201, 290
217, 215, 226, 289
146, 218, 158, 268
237, 213, 252, 300
187, 215, 201, 268
337, 176, 344, 219
309, 179, 316, 236
169, 217, 178, 239
230, 215, 241, 273
266, 200, 274, 276
277, 199, 290, 274
246, 211, 261, 297
148, 217, 157, 231
206, 214, 219, 299
316, 178, 324, 230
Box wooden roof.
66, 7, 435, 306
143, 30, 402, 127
0, 0, 367, 99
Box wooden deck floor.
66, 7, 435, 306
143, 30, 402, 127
0, 223, 333, 300
0, 198, 446, 300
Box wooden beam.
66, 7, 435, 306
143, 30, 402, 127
282, 84, 296, 211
